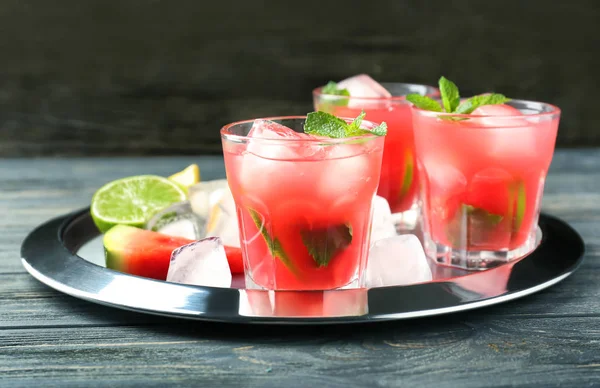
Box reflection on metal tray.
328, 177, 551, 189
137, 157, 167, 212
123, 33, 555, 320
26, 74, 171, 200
21, 208, 584, 324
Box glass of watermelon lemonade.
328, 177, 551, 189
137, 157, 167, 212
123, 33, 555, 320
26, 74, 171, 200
313, 82, 439, 230
221, 116, 385, 290
412, 100, 560, 270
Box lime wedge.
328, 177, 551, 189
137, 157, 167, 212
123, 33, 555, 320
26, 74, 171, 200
511, 181, 526, 232
168, 164, 200, 192
399, 149, 414, 198
91, 175, 187, 233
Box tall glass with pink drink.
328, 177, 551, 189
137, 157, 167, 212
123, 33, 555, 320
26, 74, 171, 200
313, 75, 439, 230
222, 113, 386, 290
408, 77, 560, 270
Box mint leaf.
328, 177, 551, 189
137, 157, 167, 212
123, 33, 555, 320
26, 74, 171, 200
305, 111, 387, 138
438, 116, 469, 122
369, 122, 387, 136
304, 111, 349, 138
247, 208, 297, 275
349, 110, 366, 132
346, 121, 387, 137
412, 76, 512, 116
445, 204, 503, 248
300, 224, 353, 267
463, 205, 504, 226
346, 110, 388, 136
319, 81, 351, 109
439, 76, 460, 113
405, 94, 443, 112
455, 94, 511, 114
322, 81, 350, 96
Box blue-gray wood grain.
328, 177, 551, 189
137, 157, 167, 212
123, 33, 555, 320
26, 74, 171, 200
1, 151, 599, 387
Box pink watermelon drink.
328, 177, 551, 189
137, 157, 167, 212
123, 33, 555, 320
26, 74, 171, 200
408, 77, 560, 270
221, 113, 386, 290
313, 75, 439, 225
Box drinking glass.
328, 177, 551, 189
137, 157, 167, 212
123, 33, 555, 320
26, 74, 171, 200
313, 83, 439, 231
412, 100, 560, 270
221, 117, 385, 290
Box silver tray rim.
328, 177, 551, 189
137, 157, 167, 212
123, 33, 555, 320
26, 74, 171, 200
21, 208, 585, 325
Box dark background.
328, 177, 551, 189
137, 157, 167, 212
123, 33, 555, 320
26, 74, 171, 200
2, 0, 598, 157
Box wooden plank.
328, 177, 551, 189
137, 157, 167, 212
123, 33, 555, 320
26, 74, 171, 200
0, 0, 598, 156
0, 317, 598, 387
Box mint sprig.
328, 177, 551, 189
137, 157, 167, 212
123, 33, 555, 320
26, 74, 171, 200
405, 76, 511, 117
349, 110, 366, 132
305, 111, 348, 138
405, 94, 442, 112
455, 93, 511, 114
322, 81, 350, 97
304, 111, 387, 138
300, 224, 353, 267
439, 76, 460, 114
319, 81, 351, 110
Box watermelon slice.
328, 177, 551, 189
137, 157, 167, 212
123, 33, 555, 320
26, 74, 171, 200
103, 225, 244, 280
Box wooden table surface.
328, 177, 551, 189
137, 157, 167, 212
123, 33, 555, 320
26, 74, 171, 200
2, 151, 599, 387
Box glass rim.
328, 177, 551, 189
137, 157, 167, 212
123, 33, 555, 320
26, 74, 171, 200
412, 98, 561, 119
220, 115, 384, 144
312, 82, 440, 101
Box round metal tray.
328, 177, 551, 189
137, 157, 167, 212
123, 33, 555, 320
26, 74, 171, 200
21, 208, 585, 324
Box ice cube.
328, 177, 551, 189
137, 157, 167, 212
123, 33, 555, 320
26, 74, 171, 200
206, 188, 240, 247
246, 119, 321, 160
188, 179, 229, 218
158, 219, 198, 240
471, 104, 526, 127
421, 157, 468, 221
246, 120, 299, 161
424, 156, 468, 194
370, 195, 397, 243
145, 201, 205, 240
167, 237, 232, 288
318, 143, 372, 201
248, 119, 312, 140
471, 105, 537, 158
471, 104, 522, 116
337, 74, 392, 109
366, 234, 432, 287
337, 74, 392, 98
189, 179, 241, 247
241, 120, 320, 196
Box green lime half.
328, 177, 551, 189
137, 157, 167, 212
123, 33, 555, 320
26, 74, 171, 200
91, 175, 187, 233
